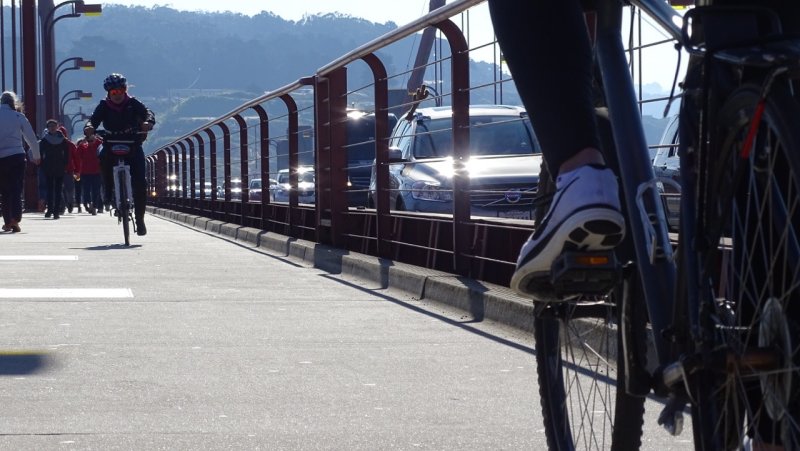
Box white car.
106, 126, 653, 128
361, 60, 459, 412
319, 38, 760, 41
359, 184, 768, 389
271, 167, 315, 204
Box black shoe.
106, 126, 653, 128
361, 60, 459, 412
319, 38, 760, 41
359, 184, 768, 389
136, 218, 147, 236
53, 213, 60, 220
67, 205, 73, 214
77, 205, 82, 213
44, 211, 52, 218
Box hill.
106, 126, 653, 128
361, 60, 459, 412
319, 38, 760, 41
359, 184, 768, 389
32, 5, 668, 151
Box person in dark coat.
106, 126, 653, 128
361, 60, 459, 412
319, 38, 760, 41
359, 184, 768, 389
40, 119, 70, 219
85, 73, 155, 235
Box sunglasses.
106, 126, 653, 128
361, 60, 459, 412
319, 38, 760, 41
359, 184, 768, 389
108, 88, 126, 96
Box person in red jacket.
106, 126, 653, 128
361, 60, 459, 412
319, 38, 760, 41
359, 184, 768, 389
57, 125, 80, 214
75, 125, 103, 215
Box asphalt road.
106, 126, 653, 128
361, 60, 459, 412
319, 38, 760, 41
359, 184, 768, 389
0, 210, 693, 450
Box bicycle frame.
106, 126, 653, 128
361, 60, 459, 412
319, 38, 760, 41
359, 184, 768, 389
595, 0, 683, 369
106, 138, 137, 247
112, 158, 134, 214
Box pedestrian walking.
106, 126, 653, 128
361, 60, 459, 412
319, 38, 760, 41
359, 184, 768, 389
0, 91, 40, 232
57, 125, 79, 214
75, 125, 103, 215
40, 119, 70, 220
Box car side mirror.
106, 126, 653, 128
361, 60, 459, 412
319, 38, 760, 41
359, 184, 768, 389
387, 146, 406, 163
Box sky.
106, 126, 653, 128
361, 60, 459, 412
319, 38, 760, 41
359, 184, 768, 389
104, 1, 684, 92
106, 0, 441, 25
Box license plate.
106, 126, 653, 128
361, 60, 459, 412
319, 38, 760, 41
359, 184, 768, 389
499, 210, 531, 220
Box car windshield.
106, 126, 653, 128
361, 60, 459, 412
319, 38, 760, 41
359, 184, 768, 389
277, 171, 314, 184
346, 114, 397, 161
413, 115, 539, 159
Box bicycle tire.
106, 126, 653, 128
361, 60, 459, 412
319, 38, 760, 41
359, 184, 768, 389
696, 83, 800, 449
119, 177, 131, 247
534, 300, 645, 451
532, 158, 645, 451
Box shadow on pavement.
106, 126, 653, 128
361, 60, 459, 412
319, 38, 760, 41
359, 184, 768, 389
0, 352, 53, 375
78, 244, 143, 251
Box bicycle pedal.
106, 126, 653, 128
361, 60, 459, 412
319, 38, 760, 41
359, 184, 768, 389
550, 251, 620, 297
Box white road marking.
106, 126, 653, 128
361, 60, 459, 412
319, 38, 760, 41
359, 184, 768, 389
0, 255, 78, 261
0, 288, 133, 298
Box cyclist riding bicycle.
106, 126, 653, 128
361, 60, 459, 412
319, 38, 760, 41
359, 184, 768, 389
489, 0, 800, 300
85, 73, 155, 236
492, 0, 800, 449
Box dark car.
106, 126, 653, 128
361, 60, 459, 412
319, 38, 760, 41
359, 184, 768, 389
368, 105, 542, 220
344, 110, 398, 207
653, 115, 680, 232
248, 178, 263, 202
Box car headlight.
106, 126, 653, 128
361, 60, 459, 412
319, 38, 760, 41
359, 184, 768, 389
410, 180, 453, 202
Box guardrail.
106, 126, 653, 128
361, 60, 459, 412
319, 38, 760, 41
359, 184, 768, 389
145, 0, 680, 288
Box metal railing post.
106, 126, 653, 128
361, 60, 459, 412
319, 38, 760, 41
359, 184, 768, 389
279, 94, 299, 238
178, 141, 188, 204
206, 129, 218, 204
252, 105, 270, 229
361, 53, 391, 259
196, 134, 205, 204
434, 19, 471, 276
187, 138, 196, 208
233, 114, 249, 205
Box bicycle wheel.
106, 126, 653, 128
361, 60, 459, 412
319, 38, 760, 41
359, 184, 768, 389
119, 179, 130, 247
534, 299, 645, 451
699, 83, 800, 449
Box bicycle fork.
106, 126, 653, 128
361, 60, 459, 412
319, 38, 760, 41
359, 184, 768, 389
113, 160, 134, 218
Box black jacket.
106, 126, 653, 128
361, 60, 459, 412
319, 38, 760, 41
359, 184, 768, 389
40, 132, 70, 178
89, 96, 155, 145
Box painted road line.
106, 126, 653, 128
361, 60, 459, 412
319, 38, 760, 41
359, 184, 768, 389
0, 255, 78, 261
0, 289, 133, 298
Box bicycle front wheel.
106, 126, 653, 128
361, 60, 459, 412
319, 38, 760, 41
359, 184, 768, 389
119, 182, 130, 247
700, 83, 800, 449
534, 300, 645, 451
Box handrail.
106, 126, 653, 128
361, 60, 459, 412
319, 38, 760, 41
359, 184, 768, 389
147, 0, 686, 287
630, 0, 682, 42
318, 0, 485, 75
153, 0, 487, 155
152, 76, 313, 154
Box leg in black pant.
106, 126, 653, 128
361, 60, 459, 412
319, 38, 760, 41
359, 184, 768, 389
46, 175, 64, 219
129, 147, 147, 235
0, 154, 25, 228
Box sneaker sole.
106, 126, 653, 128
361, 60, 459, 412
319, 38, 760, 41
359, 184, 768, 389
510, 208, 625, 299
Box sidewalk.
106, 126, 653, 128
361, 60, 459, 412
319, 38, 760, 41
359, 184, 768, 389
0, 209, 542, 450
148, 207, 537, 334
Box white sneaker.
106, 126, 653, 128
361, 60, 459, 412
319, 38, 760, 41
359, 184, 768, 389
510, 165, 625, 298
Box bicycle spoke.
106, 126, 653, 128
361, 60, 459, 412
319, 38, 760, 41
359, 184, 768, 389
707, 84, 800, 449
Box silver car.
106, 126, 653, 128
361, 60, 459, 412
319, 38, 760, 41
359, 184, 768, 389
369, 105, 542, 220
272, 167, 316, 204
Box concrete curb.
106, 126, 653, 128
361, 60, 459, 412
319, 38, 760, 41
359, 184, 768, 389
148, 207, 535, 333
